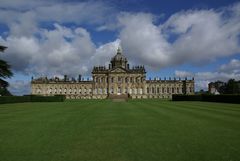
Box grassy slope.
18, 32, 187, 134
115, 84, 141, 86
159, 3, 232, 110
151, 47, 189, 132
0, 100, 240, 161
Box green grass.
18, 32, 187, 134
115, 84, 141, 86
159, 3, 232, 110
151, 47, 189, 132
0, 100, 240, 161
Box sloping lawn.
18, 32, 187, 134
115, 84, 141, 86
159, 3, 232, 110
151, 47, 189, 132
0, 100, 239, 161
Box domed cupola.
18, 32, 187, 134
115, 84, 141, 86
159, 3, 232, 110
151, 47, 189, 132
110, 46, 128, 69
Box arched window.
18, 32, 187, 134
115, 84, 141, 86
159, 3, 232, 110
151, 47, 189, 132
125, 77, 128, 83
111, 77, 114, 83
172, 88, 174, 93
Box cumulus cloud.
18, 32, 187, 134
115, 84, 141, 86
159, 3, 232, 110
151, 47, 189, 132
0, 0, 113, 37
164, 8, 240, 65
0, 24, 95, 76
1, 1, 240, 76
90, 39, 121, 66
118, 3, 240, 68
118, 12, 173, 68
175, 70, 193, 78
219, 59, 240, 74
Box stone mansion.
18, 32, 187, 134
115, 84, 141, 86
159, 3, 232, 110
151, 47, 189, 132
31, 47, 195, 99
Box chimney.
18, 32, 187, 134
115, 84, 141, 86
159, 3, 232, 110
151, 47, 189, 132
78, 75, 82, 82
64, 75, 67, 82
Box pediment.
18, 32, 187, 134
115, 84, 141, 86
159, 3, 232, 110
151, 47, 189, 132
110, 67, 127, 73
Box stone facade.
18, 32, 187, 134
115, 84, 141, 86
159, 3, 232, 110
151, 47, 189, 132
31, 47, 195, 99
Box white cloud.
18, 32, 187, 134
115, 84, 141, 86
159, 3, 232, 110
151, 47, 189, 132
118, 12, 173, 68
0, 24, 95, 77
90, 39, 121, 67
175, 70, 193, 78
1, 1, 240, 75
0, 1, 113, 37
164, 8, 240, 65
117, 3, 240, 68
219, 59, 240, 74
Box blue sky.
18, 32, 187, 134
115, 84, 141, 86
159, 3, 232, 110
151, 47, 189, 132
0, 0, 240, 95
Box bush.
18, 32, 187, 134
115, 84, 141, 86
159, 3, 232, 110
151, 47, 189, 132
172, 94, 240, 104
202, 94, 240, 104
172, 94, 202, 101
0, 95, 65, 104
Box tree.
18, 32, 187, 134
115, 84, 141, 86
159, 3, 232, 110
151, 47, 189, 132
225, 79, 240, 94
0, 46, 13, 96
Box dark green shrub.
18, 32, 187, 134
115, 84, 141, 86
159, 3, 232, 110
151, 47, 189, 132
172, 94, 240, 104
172, 94, 202, 101
0, 95, 65, 104
202, 94, 240, 104
0, 96, 31, 104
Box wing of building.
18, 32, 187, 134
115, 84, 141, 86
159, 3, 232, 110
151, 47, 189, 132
31, 47, 194, 99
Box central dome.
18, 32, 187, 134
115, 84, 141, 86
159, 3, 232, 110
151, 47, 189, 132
111, 46, 126, 61
110, 46, 128, 69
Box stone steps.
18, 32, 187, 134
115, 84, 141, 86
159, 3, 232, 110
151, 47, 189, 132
108, 94, 129, 101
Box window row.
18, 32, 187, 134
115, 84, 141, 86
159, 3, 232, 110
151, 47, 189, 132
147, 87, 182, 94
94, 77, 145, 83
35, 88, 92, 95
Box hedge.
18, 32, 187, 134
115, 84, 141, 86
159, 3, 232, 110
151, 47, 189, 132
0, 95, 65, 104
172, 94, 240, 104
172, 94, 202, 101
